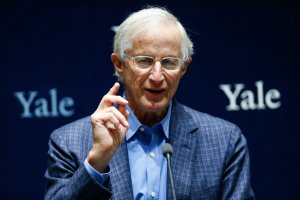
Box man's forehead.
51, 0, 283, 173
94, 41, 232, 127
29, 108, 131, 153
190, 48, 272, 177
128, 39, 181, 57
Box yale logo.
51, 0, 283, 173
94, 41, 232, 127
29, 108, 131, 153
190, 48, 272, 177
219, 80, 281, 111
14, 88, 75, 118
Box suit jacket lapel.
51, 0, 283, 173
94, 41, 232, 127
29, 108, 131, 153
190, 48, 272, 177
167, 101, 198, 199
109, 141, 134, 200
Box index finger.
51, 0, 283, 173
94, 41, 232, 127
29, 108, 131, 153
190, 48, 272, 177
98, 82, 127, 109
107, 82, 120, 96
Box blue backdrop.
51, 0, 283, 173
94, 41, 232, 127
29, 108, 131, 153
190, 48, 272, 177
1, 1, 299, 199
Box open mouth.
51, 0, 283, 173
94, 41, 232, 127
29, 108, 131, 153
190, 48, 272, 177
145, 89, 165, 94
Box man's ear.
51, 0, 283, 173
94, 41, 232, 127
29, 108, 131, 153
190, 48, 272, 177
180, 57, 192, 78
111, 53, 123, 76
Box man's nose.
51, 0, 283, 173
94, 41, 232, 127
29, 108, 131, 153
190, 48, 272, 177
149, 61, 164, 82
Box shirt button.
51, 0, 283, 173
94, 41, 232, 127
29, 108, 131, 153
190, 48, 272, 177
149, 152, 156, 158
139, 127, 144, 132
150, 191, 156, 198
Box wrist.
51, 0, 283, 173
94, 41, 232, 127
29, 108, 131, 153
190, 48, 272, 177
87, 147, 113, 172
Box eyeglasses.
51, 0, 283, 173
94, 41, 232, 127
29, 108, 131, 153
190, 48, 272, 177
125, 55, 184, 71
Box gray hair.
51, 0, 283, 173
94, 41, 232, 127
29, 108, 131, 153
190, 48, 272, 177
113, 6, 194, 80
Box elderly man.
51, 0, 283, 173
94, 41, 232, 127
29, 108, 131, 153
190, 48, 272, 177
45, 6, 255, 200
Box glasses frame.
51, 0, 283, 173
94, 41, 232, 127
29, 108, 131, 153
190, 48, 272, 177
124, 55, 185, 71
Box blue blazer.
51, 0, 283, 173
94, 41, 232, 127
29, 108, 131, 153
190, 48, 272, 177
45, 101, 255, 199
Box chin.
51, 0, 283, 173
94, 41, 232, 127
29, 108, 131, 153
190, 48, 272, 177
144, 100, 168, 113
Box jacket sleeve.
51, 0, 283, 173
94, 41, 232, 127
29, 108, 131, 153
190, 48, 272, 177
44, 129, 112, 200
220, 127, 255, 200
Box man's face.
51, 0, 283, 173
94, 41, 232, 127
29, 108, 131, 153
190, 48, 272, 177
114, 23, 190, 121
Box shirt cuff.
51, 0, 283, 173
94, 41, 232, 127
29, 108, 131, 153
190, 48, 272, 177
84, 159, 110, 185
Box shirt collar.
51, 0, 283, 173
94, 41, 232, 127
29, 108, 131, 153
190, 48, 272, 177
126, 101, 172, 141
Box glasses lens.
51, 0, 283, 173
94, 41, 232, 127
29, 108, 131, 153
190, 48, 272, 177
134, 56, 154, 69
161, 58, 181, 70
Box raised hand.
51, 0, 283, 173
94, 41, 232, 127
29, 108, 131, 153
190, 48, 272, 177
87, 82, 129, 172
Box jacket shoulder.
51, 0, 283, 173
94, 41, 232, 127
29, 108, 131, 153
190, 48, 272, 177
49, 116, 93, 155
175, 102, 240, 130
51, 116, 91, 135
173, 101, 243, 141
